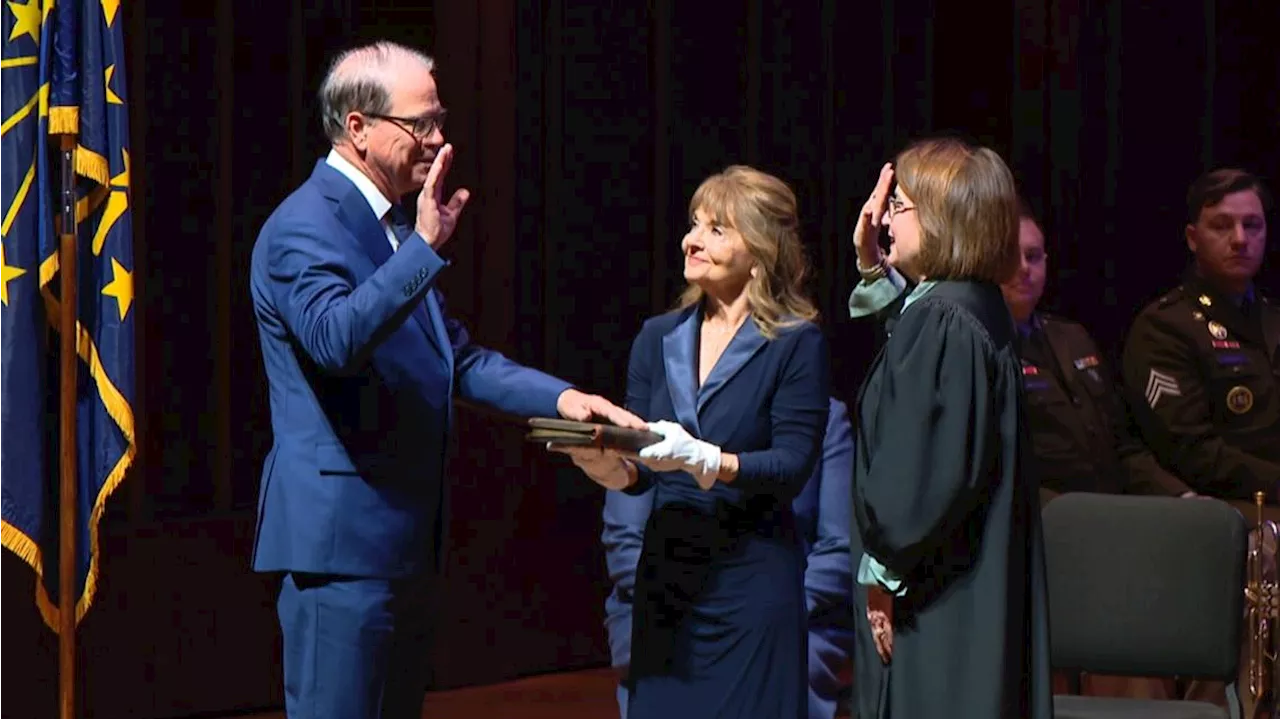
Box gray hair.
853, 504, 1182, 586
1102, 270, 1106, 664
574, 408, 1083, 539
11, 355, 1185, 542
318, 41, 436, 143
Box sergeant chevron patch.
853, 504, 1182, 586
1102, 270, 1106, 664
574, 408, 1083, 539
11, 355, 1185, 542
1145, 369, 1182, 408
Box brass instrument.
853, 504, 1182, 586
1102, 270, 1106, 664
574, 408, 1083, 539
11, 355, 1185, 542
1245, 491, 1279, 717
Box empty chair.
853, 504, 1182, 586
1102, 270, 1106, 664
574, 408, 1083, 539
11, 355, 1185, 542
1042, 492, 1248, 719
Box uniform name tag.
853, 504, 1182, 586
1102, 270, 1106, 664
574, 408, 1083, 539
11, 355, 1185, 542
1211, 340, 1241, 349
1073, 355, 1099, 370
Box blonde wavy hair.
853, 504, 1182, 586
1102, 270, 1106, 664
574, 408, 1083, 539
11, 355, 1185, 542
895, 138, 1020, 284
676, 165, 818, 339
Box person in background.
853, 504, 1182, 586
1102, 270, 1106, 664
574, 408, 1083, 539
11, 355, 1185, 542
1002, 200, 1197, 505
1121, 167, 1278, 710
1122, 167, 1278, 503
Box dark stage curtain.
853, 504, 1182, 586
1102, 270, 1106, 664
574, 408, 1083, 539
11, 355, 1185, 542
3, 1, 1276, 717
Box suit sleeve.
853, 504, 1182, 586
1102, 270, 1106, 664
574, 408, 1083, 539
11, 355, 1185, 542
447, 289, 572, 418
622, 325, 660, 495
601, 487, 655, 671
265, 221, 448, 374
804, 400, 855, 617
855, 301, 1001, 578
734, 325, 831, 499
1122, 312, 1279, 499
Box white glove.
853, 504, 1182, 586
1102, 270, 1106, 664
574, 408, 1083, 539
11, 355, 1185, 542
637, 420, 722, 490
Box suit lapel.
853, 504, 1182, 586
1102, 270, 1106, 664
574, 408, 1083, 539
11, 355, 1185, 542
662, 309, 701, 435
697, 318, 767, 413
313, 160, 442, 358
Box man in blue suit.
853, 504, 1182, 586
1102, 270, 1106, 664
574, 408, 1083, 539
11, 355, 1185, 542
602, 397, 863, 719
249, 40, 642, 719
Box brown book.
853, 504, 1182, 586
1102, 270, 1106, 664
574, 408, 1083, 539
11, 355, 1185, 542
526, 417, 663, 452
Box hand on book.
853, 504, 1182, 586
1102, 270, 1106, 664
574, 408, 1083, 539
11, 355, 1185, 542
547, 444, 635, 491
555, 389, 646, 430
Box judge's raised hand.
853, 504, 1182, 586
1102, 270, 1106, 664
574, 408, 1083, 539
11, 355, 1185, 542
852, 162, 895, 272
637, 420, 722, 490
415, 143, 471, 249
555, 389, 647, 430
547, 444, 635, 491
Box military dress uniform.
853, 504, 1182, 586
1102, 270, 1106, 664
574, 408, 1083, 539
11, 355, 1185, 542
1122, 277, 1280, 501
1020, 314, 1192, 504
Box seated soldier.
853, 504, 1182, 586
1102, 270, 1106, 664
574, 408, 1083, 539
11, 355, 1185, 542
1121, 168, 1278, 502
601, 397, 884, 719
1121, 167, 1278, 711
1003, 201, 1195, 504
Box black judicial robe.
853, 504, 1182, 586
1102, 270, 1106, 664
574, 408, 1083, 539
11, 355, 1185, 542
852, 280, 1053, 719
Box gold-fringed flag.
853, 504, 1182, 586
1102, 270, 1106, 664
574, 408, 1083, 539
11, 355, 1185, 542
1, 0, 136, 631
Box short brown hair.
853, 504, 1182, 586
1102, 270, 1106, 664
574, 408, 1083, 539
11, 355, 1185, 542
1186, 168, 1272, 224
678, 165, 818, 338
895, 138, 1020, 283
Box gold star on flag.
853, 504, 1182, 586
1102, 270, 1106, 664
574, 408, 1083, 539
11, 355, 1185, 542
101, 0, 121, 27
101, 257, 133, 320
6, 0, 41, 46
0, 243, 28, 305
105, 65, 123, 105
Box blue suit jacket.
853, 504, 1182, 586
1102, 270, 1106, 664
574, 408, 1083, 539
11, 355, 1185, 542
249, 159, 571, 578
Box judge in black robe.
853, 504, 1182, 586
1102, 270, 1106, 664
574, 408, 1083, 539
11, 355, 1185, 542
847, 139, 1053, 719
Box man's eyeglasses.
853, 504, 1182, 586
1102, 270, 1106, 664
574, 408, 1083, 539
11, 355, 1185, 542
366, 110, 448, 139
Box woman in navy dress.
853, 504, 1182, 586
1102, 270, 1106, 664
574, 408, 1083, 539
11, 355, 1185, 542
554, 165, 830, 718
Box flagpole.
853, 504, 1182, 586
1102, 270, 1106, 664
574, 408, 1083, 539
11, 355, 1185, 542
57, 133, 79, 719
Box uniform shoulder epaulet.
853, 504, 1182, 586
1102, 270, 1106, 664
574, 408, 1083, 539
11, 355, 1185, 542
1037, 312, 1078, 329
1155, 285, 1187, 310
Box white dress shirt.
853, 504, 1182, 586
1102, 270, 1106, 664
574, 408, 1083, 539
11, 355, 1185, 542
325, 148, 401, 251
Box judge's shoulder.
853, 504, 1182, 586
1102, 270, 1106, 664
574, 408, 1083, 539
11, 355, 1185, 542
906, 280, 1013, 341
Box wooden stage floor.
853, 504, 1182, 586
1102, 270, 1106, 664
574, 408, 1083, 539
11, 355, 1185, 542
237, 667, 622, 719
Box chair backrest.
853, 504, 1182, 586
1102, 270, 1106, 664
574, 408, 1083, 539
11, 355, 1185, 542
1041, 492, 1247, 679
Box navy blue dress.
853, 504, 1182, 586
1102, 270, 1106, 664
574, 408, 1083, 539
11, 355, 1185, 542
622, 305, 830, 719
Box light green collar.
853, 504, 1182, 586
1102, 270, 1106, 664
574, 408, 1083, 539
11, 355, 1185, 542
901, 279, 938, 311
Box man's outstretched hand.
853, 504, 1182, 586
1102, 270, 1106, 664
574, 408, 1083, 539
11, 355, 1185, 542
555, 389, 646, 430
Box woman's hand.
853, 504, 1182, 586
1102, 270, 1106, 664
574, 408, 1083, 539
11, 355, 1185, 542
547, 444, 635, 491
867, 584, 895, 664
636, 420, 722, 490
868, 608, 893, 664
853, 163, 895, 274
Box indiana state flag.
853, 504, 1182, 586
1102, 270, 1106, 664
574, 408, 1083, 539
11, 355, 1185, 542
1, 0, 136, 632
2, 0, 56, 625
